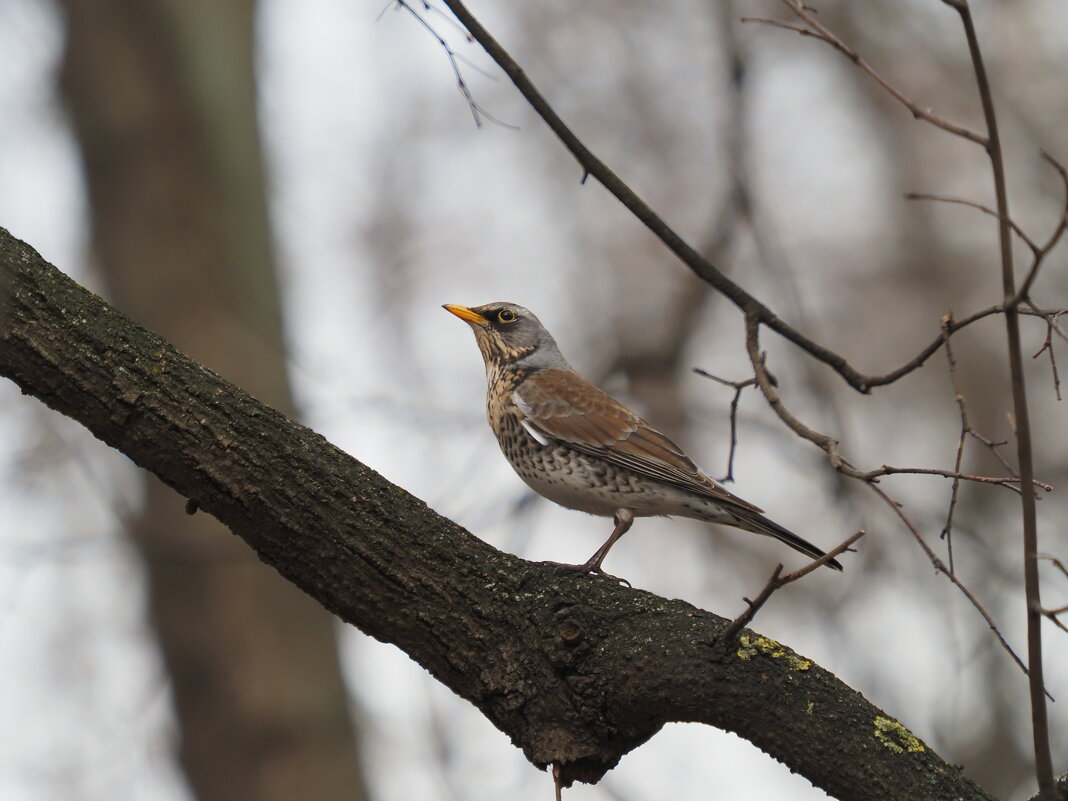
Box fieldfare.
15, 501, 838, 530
444, 302, 843, 577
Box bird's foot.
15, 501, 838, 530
543, 560, 631, 588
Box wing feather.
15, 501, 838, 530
514, 368, 763, 514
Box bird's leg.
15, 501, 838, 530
544, 510, 634, 585
579, 509, 634, 577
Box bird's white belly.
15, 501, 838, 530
507, 445, 673, 518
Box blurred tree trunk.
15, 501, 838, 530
58, 2, 368, 800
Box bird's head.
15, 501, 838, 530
443, 302, 570, 372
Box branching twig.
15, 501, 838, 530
692, 368, 761, 482
391, 0, 516, 130
907, 155, 1068, 323
743, 311, 846, 467
932, 319, 1032, 571
745, 1, 986, 145
718, 531, 866, 646
1031, 310, 1065, 401
742, 312, 1050, 494
1012, 152, 1068, 307
1013, 155, 1068, 400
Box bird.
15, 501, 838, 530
444, 302, 843, 578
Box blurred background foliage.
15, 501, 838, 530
0, 0, 1066, 799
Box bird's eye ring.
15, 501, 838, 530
497, 308, 517, 323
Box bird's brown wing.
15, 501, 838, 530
514, 368, 764, 514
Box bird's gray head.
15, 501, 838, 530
443, 302, 571, 372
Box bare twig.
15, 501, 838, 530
1012, 152, 1068, 307
718, 531, 865, 646
1031, 310, 1065, 401
742, 311, 1051, 493
933, 320, 1029, 565
747, 1, 986, 145
720, 565, 784, 647
867, 480, 1042, 691
856, 464, 1049, 495
905, 193, 1039, 252
692, 368, 761, 482
391, 0, 517, 130
942, 324, 967, 574
1015, 156, 1068, 400
750, 0, 1059, 785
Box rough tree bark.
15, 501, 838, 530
0, 228, 996, 800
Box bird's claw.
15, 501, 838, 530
543, 561, 631, 587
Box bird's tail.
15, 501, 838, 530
727, 508, 844, 571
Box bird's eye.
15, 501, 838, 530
497, 308, 517, 323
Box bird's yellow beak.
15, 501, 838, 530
443, 304, 490, 327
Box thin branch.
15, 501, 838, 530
391, 0, 517, 130
749, 1, 986, 145
743, 311, 845, 466
741, 310, 1052, 498
866, 480, 1039, 688
1013, 152, 1068, 307
718, 531, 866, 646
692, 368, 760, 482
941, 0, 1055, 795
1031, 310, 1065, 401
720, 565, 784, 647
855, 464, 1050, 495
905, 192, 1039, 253
942, 325, 967, 574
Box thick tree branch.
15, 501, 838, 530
0, 228, 997, 799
